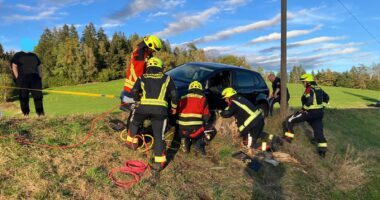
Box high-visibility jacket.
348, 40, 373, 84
301, 84, 329, 110
124, 41, 151, 92
220, 95, 263, 135
132, 68, 178, 116
177, 92, 210, 130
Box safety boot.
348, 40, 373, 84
125, 136, 139, 150
125, 141, 139, 150
270, 137, 283, 152
194, 139, 206, 156
151, 162, 165, 172
318, 150, 326, 158
181, 138, 190, 153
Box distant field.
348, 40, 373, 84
0, 79, 379, 116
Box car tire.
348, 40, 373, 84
258, 102, 269, 117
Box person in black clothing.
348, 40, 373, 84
10, 51, 44, 116
267, 74, 290, 116
283, 74, 329, 157
219, 87, 281, 152
127, 57, 178, 172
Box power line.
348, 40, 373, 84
336, 0, 380, 45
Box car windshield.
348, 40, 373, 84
166, 64, 214, 83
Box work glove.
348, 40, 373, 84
170, 108, 177, 115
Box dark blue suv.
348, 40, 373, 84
166, 62, 270, 115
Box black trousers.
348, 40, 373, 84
129, 109, 167, 159
242, 117, 271, 149
284, 109, 327, 150
269, 95, 289, 116
179, 126, 205, 149
17, 74, 44, 115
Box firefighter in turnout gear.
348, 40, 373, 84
177, 81, 211, 155
120, 35, 162, 110
126, 57, 178, 171
283, 74, 330, 157
220, 88, 280, 152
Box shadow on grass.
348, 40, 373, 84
246, 163, 286, 200
343, 91, 379, 104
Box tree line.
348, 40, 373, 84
0, 23, 251, 102
281, 65, 379, 90
0, 23, 379, 102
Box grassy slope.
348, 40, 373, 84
1, 79, 379, 116
0, 80, 380, 199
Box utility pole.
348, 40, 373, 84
280, 0, 288, 116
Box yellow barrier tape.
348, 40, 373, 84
0, 85, 117, 99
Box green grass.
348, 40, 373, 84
284, 83, 380, 108
0, 79, 379, 199
1, 79, 379, 116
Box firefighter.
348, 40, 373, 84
267, 73, 290, 116
120, 35, 162, 111
177, 81, 211, 155
10, 51, 44, 116
126, 57, 178, 171
220, 87, 280, 152
283, 74, 329, 157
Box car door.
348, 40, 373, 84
233, 70, 259, 104
204, 70, 232, 110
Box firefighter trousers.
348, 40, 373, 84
283, 109, 327, 152
129, 110, 167, 159
243, 118, 272, 151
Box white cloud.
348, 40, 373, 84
15, 4, 36, 11
42, 0, 95, 6
218, 0, 250, 11
186, 13, 282, 44
313, 42, 364, 52
155, 7, 220, 37
250, 25, 322, 44
252, 47, 359, 69
150, 12, 168, 17
4, 7, 58, 21
106, 0, 185, 23
100, 22, 124, 28
288, 6, 335, 25
203, 46, 235, 52
260, 36, 345, 53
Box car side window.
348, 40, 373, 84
207, 71, 231, 93
235, 71, 255, 87
253, 73, 267, 88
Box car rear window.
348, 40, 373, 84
166, 64, 214, 83
235, 70, 266, 88
235, 71, 254, 87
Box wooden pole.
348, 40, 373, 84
280, 0, 288, 116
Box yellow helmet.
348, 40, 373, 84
147, 57, 163, 68
188, 81, 202, 91
221, 87, 237, 99
144, 35, 162, 52
299, 74, 314, 82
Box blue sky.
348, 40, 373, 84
0, 0, 379, 72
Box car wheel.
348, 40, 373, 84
258, 102, 269, 117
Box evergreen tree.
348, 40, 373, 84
0, 43, 3, 56
35, 28, 57, 87
289, 65, 306, 83
82, 44, 97, 82
58, 24, 70, 42
97, 28, 109, 70
81, 23, 98, 50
